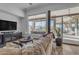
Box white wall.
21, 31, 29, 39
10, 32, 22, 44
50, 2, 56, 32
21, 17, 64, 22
0, 11, 22, 33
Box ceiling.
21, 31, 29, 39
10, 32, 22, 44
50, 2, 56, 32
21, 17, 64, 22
0, 3, 40, 17
0, 3, 79, 18
0, 3, 39, 10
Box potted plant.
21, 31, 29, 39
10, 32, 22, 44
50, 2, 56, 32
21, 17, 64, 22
55, 28, 62, 46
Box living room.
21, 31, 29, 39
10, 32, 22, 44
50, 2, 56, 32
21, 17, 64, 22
0, 3, 79, 55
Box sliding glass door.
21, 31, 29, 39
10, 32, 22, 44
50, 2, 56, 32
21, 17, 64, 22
51, 15, 79, 39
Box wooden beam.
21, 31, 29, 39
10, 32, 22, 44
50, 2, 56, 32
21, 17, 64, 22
47, 10, 51, 33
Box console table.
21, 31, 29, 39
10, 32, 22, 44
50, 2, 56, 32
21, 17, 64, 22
0, 32, 22, 48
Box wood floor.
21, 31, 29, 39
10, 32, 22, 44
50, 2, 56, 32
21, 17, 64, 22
54, 44, 79, 55
0, 41, 79, 55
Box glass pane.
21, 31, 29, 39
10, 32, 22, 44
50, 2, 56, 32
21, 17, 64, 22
55, 17, 63, 37
35, 21, 42, 32
41, 21, 46, 32
50, 19, 55, 32
63, 16, 76, 36
34, 20, 46, 32
28, 21, 34, 33
35, 22, 41, 27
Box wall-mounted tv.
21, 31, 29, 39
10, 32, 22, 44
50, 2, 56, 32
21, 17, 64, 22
0, 20, 17, 31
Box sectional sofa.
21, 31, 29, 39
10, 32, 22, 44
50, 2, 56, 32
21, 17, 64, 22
0, 33, 54, 55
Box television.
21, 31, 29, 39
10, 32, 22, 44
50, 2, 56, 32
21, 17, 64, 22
0, 20, 17, 31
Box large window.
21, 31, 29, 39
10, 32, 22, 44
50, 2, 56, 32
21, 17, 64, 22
35, 21, 42, 32
50, 15, 79, 37
28, 21, 34, 33
63, 15, 79, 36
63, 16, 76, 35
35, 21, 46, 32
41, 21, 46, 32
28, 20, 46, 33
50, 19, 55, 32
28, 13, 46, 33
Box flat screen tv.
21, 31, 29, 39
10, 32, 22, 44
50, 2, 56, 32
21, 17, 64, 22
0, 20, 17, 31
